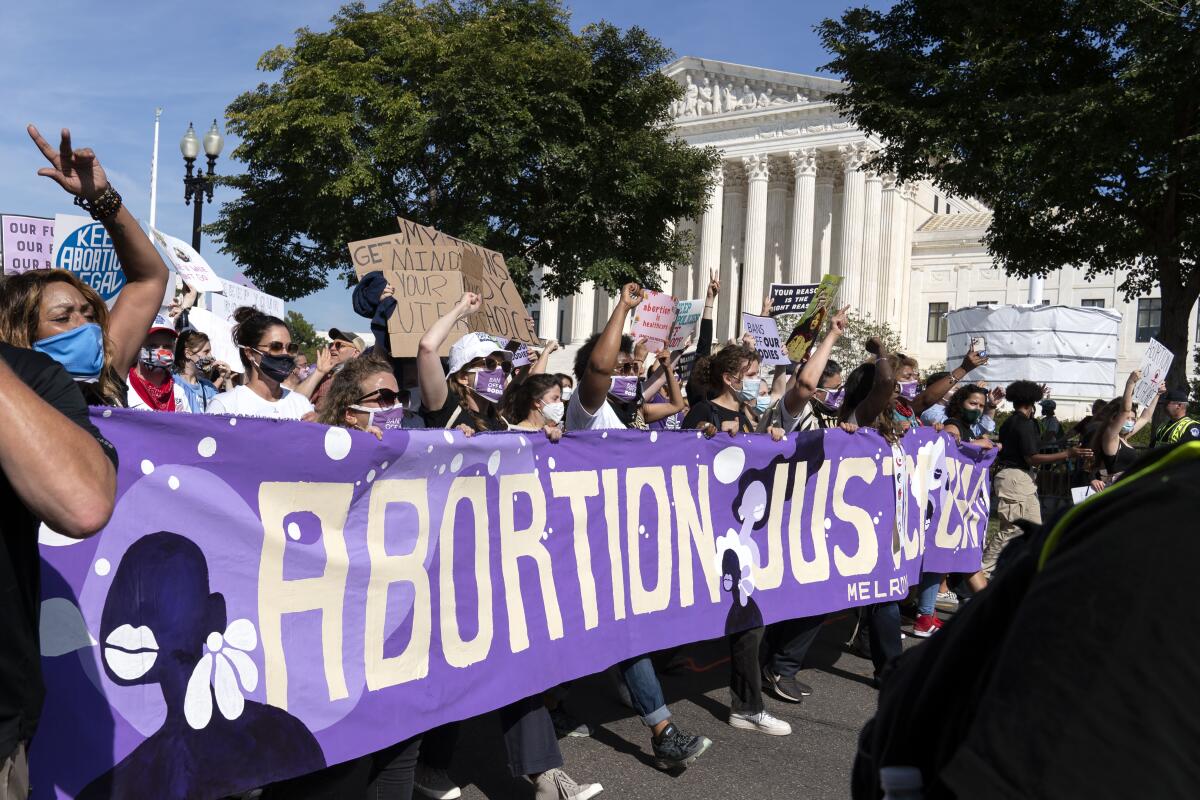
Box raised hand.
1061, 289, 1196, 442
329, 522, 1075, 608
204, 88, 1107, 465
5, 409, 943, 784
314, 345, 334, 376
760, 295, 773, 317
830, 304, 850, 334
962, 344, 987, 371
1126, 370, 1142, 387
989, 386, 1005, 405
28, 125, 110, 201
456, 291, 482, 317
620, 282, 644, 309
707, 269, 720, 300
632, 336, 649, 364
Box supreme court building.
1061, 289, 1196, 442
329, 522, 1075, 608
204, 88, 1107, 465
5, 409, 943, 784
535, 57, 1195, 394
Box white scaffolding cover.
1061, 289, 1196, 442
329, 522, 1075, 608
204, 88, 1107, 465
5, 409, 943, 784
946, 305, 1120, 399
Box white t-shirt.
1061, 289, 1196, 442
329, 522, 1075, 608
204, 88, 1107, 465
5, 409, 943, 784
207, 385, 314, 420
126, 380, 193, 413
565, 391, 626, 431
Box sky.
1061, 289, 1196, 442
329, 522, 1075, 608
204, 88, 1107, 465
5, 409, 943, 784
0, 0, 887, 329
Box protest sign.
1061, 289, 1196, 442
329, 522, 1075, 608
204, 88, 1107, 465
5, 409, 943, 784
347, 217, 538, 355
53, 214, 125, 301
151, 229, 225, 293
741, 313, 789, 365
630, 290, 676, 351
1, 214, 55, 274
35, 413, 992, 798
208, 277, 286, 325
1133, 337, 1173, 407
675, 349, 698, 383
782, 274, 843, 362
769, 282, 820, 316
667, 298, 703, 351
187, 307, 242, 373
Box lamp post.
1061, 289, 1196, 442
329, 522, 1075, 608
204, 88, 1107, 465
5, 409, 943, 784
181, 120, 224, 252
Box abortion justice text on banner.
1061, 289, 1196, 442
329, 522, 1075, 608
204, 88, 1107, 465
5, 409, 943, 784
151, 229, 225, 293
52, 214, 125, 301
1, 214, 55, 275
741, 313, 789, 366
630, 291, 676, 351
667, 299, 703, 351
1133, 337, 1173, 407
208, 278, 286, 325
347, 217, 538, 355
35, 413, 992, 799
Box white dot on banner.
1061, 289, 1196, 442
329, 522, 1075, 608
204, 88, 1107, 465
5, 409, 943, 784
287, 522, 301, 541
487, 451, 501, 475
366, 469, 376, 483
102, 409, 112, 418
427, 445, 434, 453
548, 456, 556, 470
197, 437, 217, 458
824, 518, 832, 530
438, 465, 445, 475
650, 431, 658, 443
602, 432, 608, 438
381, 461, 389, 470
229, 418, 237, 426
442, 431, 454, 444
695, 431, 702, 438
324, 427, 352, 461
712, 447, 745, 484
638, 524, 645, 534
94, 558, 110, 576
140, 460, 154, 475
451, 454, 464, 472
534, 467, 539, 477
168, 476, 180, 490
519, 436, 528, 447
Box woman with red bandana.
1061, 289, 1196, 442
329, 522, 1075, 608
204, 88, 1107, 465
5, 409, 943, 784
126, 315, 191, 412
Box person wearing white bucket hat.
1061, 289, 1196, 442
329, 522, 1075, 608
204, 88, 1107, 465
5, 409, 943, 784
416, 292, 512, 432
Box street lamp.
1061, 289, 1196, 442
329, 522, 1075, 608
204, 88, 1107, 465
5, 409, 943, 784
181, 119, 224, 252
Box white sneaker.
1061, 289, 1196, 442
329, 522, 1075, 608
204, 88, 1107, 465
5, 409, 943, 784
935, 591, 959, 610
728, 709, 792, 736
414, 764, 462, 799
527, 768, 603, 800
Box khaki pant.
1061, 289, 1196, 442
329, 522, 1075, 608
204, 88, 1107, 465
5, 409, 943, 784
984, 468, 1042, 577
1, 743, 28, 800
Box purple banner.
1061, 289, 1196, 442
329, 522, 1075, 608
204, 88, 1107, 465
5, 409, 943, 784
33, 411, 993, 798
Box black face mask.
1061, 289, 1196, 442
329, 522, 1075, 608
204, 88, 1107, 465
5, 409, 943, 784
255, 351, 296, 383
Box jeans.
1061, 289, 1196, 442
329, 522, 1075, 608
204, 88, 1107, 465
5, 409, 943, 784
768, 615, 825, 678
619, 655, 671, 727
729, 626, 765, 715
916, 572, 941, 616
868, 602, 902, 677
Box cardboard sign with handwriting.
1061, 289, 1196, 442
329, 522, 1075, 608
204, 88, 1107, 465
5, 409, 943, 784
347, 217, 537, 355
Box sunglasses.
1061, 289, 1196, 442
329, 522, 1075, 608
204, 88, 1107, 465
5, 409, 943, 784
255, 341, 299, 356
356, 387, 403, 406
469, 356, 510, 373
615, 361, 641, 376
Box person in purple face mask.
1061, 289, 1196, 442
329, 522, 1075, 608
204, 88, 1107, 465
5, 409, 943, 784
319, 355, 414, 438
416, 292, 512, 434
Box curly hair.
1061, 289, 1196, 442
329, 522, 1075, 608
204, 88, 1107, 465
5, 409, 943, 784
945, 383, 988, 422
573, 332, 633, 383
705, 344, 759, 394
318, 354, 394, 427
1005, 380, 1044, 409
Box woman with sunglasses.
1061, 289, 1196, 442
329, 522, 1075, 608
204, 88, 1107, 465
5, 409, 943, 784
417, 292, 511, 433
318, 355, 412, 436
207, 307, 314, 420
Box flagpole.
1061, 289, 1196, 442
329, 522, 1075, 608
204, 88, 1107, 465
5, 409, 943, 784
149, 107, 162, 230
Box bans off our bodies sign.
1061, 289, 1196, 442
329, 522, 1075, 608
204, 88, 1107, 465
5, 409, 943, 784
35, 412, 992, 798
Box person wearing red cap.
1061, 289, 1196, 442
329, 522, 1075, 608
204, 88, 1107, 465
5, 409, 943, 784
126, 315, 191, 412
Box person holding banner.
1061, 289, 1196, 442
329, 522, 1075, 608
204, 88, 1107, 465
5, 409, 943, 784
566, 282, 713, 770
758, 305, 850, 436
207, 307, 314, 420
0, 126, 170, 405
683, 344, 763, 436
125, 314, 192, 412
318, 355, 416, 436
417, 293, 512, 432
504, 373, 566, 440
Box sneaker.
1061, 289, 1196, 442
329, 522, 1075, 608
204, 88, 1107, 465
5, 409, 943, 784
729, 709, 792, 736
911, 613, 943, 638
526, 768, 603, 800
762, 667, 812, 702
651, 722, 712, 770
935, 591, 959, 611
550, 706, 592, 738
414, 764, 462, 799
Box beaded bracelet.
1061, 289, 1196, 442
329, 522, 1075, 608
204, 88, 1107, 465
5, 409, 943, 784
73, 185, 123, 221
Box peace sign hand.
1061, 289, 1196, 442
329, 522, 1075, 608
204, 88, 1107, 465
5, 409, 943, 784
28, 125, 110, 201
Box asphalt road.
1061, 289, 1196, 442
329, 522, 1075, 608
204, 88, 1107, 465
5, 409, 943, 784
443, 610, 935, 800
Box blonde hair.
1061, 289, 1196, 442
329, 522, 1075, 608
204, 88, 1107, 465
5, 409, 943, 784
0, 269, 123, 403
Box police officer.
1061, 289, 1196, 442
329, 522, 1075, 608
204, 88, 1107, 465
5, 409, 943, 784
1151, 387, 1200, 446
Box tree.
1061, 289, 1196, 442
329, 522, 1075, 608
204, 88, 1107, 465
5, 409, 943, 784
286, 310, 325, 361
830, 312, 903, 371
212, 0, 718, 302
819, 1, 1200, 388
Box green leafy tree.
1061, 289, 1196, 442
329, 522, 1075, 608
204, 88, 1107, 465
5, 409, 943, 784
820, 0, 1200, 387
286, 310, 325, 362
830, 312, 903, 370
212, 0, 718, 302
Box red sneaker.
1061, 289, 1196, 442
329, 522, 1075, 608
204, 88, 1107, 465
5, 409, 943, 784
912, 613, 942, 638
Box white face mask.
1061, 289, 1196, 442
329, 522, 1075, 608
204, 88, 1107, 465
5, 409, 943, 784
561, 386, 574, 402
541, 400, 565, 425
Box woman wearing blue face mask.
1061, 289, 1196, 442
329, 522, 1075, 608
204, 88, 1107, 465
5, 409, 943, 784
1091, 370, 1162, 484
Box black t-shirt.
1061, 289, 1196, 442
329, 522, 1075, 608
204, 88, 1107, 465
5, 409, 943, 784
996, 412, 1041, 470
682, 399, 754, 433
419, 396, 501, 432
0, 343, 118, 759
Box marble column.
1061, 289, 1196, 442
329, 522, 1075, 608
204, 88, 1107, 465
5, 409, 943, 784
569, 281, 596, 344
837, 144, 867, 310
897, 183, 918, 349
878, 174, 903, 325
813, 153, 836, 281
861, 167, 883, 316
536, 279, 559, 342
695, 164, 725, 299
765, 165, 791, 293
741, 154, 771, 319
717, 164, 746, 342
593, 289, 615, 332
787, 148, 817, 284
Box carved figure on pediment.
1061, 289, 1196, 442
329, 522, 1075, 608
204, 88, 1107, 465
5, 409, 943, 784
684, 74, 699, 117
698, 77, 715, 115
793, 90, 809, 104
740, 84, 759, 110
770, 91, 793, 106
723, 83, 738, 113
759, 88, 774, 107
